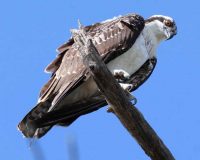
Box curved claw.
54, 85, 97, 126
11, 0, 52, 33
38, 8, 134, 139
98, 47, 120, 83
132, 97, 137, 105
124, 90, 137, 104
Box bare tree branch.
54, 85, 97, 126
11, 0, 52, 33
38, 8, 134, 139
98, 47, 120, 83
71, 23, 175, 160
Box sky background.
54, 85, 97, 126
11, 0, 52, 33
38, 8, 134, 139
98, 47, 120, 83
0, 0, 200, 160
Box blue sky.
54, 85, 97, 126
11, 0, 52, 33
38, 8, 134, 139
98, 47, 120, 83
0, 0, 200, 160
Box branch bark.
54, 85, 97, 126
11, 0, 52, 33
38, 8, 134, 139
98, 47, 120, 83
71, 25, 175, 160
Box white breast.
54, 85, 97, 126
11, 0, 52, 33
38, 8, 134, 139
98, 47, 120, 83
107, 30, 150, 76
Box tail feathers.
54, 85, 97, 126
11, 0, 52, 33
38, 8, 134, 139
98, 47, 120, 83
33, 117, 78, 138
17, 101, 81, 138
18, 96, 107, 138
18, 101, 51, 138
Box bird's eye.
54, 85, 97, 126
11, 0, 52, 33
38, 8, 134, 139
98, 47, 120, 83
164, 20, 173, 27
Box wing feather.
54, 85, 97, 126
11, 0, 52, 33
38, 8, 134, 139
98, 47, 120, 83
39, 14, 144, 107
45, 38, 74, 74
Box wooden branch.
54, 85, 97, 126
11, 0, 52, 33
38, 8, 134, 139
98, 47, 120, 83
71, 25, 175, 160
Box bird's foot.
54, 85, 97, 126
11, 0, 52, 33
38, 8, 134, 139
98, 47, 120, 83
119, 83, 133, 91
120, 83, 137, 105
124, 90, 137, 105
113, 70, 130, 82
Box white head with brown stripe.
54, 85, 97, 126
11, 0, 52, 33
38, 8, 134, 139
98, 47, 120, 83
145, 15, 177, 41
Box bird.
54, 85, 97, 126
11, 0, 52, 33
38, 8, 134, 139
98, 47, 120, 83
18, 13, 177, 138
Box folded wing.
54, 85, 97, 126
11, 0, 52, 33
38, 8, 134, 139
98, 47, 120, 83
18, 14, 146, 138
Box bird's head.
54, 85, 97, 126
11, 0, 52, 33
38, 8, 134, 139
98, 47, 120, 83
145, 15, 177, 41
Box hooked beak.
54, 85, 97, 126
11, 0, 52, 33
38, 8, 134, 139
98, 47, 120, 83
167, 25, 177, 40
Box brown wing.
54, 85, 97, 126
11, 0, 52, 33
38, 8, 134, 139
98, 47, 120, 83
39, 14, 144, 107
32, 58, 157, 131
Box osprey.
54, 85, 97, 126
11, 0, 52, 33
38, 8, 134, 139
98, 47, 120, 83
18, 13, 177, 138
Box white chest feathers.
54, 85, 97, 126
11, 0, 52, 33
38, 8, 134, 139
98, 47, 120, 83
107, 28, 156, 77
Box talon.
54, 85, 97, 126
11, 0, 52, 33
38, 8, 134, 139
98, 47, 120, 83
126, 84, 133, 91
124, 90, 136, 102
120, 83, 133, 91
132, 97, 137, 105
